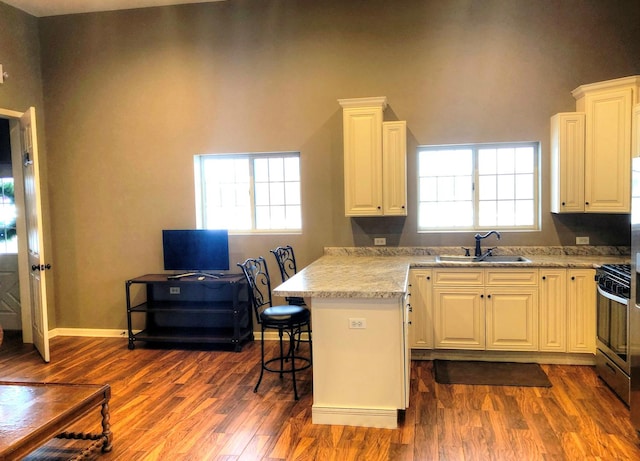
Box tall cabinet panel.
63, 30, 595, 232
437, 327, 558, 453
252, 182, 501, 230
408, 269, 433, 349
382, 121, 407, 216
581, 88, 633, 212
341, 101, 385, 216
539, 269, 567, 352
634, 103, 640, 158
567, 269, 596, 354
550, 113, 585, 213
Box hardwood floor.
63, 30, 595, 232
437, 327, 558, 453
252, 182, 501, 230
1, 332, 640, 460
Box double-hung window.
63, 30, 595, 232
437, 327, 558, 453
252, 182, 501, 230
417, 142, 540, 231
195, 152, 302, 233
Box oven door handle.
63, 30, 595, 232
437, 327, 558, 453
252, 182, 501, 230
597, 285, 629, 305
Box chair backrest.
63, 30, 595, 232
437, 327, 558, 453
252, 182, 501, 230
237, 257, 273, 323
270, 245, 298, 282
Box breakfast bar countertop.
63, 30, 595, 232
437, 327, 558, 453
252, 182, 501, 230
273, 246, 630, 300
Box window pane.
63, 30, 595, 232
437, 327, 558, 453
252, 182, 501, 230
479, 176, 496, 201
0, 178, 17, 254
254, 158, 269, 182
255, 183, 270, 206
478, 149, 497, 175
496, 148, 515, 174
497, 175, 515, 200
515, 174, 533, 199
515, 147, 534, 173
270, 182, 285, 205
515, 200, 534, 226
268, 157, 284, 182
285, 182, 301, 205
284, 157, 300, 181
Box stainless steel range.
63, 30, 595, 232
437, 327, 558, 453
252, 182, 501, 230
595, 263, 631, 405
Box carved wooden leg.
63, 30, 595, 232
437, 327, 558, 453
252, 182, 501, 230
101, 398, 113, 452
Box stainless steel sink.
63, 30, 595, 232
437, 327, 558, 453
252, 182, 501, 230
435, 255, 476, 262
476, 255, 531, 263
436, 255, 531, 263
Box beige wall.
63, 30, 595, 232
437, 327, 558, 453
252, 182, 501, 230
4, 0, 640, 330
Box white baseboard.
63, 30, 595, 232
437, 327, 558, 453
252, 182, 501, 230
48, 328, 308, 342
312, 405, 399, 429
49, 328, 128, 338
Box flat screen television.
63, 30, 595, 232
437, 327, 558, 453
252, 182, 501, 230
162, 229, 230, 275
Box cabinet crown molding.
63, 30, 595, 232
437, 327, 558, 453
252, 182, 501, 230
338, 96, 388, 110
572, 75, 640, 100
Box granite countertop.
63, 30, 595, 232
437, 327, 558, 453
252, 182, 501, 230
273, 246, 630, 300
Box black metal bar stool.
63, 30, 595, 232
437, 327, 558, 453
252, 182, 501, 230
238, 256, 312, 400
270, 245, 306, 306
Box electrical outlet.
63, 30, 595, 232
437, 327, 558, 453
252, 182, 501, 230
374, 238, 386, 246
169, 287, 181, 295
576, 236, 589, 245
349, 318, 366, 329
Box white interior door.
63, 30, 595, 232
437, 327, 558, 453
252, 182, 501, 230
20, 107, 50, 362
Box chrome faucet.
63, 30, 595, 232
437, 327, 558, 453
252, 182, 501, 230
474, 230, 501, 257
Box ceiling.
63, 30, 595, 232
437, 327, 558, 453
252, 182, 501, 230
2, 0, 225, 17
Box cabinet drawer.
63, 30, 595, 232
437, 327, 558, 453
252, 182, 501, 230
433, 269, 483, 286
486, 269, 538, 286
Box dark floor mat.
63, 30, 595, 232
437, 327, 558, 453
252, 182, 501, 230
434, 360, 552, 387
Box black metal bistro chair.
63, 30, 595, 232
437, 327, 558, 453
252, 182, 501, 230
270, 245, 306, 306
237, 256, 312, 400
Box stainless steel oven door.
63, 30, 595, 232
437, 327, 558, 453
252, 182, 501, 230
596, 285, 630, 373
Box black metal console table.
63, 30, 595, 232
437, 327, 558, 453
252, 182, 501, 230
125, 273, 253, 351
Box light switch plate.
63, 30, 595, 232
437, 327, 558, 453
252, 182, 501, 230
374, 238, 386, 246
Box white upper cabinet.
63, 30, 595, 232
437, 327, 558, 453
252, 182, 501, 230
339, 97, 407, 217
551, 76, 640, 213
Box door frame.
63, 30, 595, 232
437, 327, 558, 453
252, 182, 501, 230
0, 107, 35, 343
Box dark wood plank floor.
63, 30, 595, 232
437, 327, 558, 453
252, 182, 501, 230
1, 332, 640, 460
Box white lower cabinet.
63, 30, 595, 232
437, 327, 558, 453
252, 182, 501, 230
486, 286, 538, 351
410, 267, 596, 355
433, 268, 539, 351
539, 269, 568, 352
567, 269, 596, 353
434, 285, 485, 349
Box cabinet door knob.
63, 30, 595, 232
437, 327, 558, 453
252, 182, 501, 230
542, 276, 546, 280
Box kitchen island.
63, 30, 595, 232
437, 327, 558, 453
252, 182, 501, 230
274, 256, 411, 429
273, 247, 629, 428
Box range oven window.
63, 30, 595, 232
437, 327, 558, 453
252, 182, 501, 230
597, 292, 628, 361
595, 264, 630, 370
